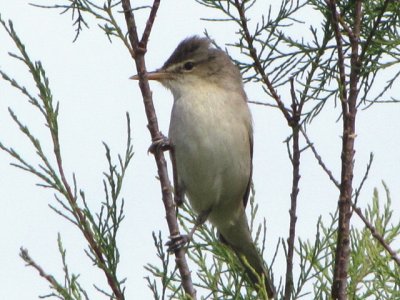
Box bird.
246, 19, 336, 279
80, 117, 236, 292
131, 36, 275, 299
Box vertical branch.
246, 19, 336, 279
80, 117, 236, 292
120, 0, 196, 298
328, 1, 362, 299
327, 0, 348, 105
283, 78, 302, 300
233, 3, 304, 298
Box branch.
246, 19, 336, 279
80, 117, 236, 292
52, 110, 125, 300
300, 127, 400, 271
326, 0, 348, 105
120, 1, 196, 298
231, 3, 308, 298
139, 0, 160, 47
283, 78, 302, 300
352, 156, 400, 268
300, 127, 340, 189
0, 16, 126, 299
233, 0, 292, 122
248, 100, 285, 111
326, 0, 362, 298
353, 153, 373, 207
20, 248, 67, 296
352, 206, 400, 267
359, 0, 391, 64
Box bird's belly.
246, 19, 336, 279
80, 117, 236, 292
173, 130, 229, 213
169, 95, 251, 217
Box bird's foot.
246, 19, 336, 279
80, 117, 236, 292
166, 210, 210, 253
165, 234, 190, 252
148, 133, 171, 154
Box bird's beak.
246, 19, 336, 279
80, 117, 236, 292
129, 69, 171, 81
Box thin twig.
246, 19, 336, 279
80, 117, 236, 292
56, 152, 125, 299
299, 127, 340, 189
300, 126, 400, 270
120, 0, 196, 298
326, 0, 348, 104
353, 153, 373, 207
351, 155, 400, 267
232, 3, 306, 298
248, 100, 285, 111
233, 0, 291, 122
20, 248, 68, 297
283, 78, 302, 300
2, 16, 126, 299
352, 206, 400, 267
359, 0, 391, 64
139, 0, 160, 48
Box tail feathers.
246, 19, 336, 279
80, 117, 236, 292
236, 249, 275, 299
219, 232, 275, 299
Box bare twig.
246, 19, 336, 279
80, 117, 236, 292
248, 100, 285, 111
283, 78, 303, 300
120, 0, 196, 298
299, 127, 340, 189
353, 153, 373, 207
139, 0, 160, 48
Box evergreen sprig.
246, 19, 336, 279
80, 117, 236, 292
0, 16, 132, 300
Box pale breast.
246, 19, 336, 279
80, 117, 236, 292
168, 87, 252, 215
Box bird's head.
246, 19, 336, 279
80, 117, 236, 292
131, 36, 242, 97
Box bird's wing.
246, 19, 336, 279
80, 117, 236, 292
242, 129, 253, 208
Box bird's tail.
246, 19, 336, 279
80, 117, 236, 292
235, 244, 275, 299
219, 214, 275, 299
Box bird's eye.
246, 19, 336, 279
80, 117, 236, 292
183, 62, 194, 71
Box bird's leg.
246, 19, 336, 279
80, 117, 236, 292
166, 208, 211, 252
148, 134, 184, 207
148, 133, 171, 154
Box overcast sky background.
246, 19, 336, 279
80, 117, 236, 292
1, 1, 399, 299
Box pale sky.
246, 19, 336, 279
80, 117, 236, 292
1, 1, 399, 299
